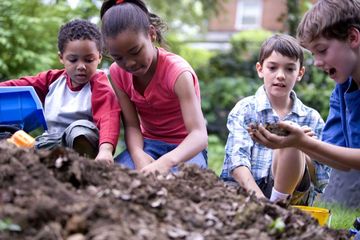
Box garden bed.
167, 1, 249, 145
0, 141, 349, 239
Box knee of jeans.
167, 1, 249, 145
202, 149, 208, 166
115, 150, 135, 170
186, 153, 208, 168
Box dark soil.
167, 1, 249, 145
0, 141, 349, 240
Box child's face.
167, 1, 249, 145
256, 51, 304, 99
59, 40, 101, 88
306, 36, 358, 84
106, 28, 157, 78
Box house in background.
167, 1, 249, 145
191, 0, 288, 50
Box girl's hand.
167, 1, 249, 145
133, 151, 155, 170
247, 121, 308, 149
140, 156, 173, 175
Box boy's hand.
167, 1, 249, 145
95, 143, 114, 166
247, 121, 310, 149
95, 149, 114, 166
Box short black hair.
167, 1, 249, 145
57, 19, 102, 54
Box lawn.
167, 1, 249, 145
313, 201, 360, 230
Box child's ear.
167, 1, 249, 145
256, 62, 264, 78
297, 66, 306, 82
348, 27, 360, 48
58, 52, 64, 64
149, 25, 157, 42
98, 54, 102, 64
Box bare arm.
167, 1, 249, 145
298, 135, 357, 170
232, 166, 265, 199
112, 87, 154, 170
249, 122, 356, 170
141, 71, 208, 174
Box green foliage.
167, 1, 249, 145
148, 0, 225, 34
207, 30, 272, 81
295, 60, 335, 119
0, 0, 100, 81
207, 134, 225, 175
279, 0, 314, 36
199, 30, 271, 141
268, 217, 286, 234
201, 76, 260, 140
0, 0, 57, 79
0, 219, 21, 232
230, 29, 273, 54
167, 35, 215, 71
0, 0, 223, 81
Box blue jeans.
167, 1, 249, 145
115, 139, 208, 172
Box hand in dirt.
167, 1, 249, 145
94, 143, 114, 166
140, 156, 173, 175
247, 121, 312, 149
133, 151, 155, 170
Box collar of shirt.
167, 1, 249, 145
254, 85, 308, 118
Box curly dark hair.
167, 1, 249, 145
57, 19, 102, 54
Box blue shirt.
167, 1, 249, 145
322, 77, 360, 147
220, 85, 331, 194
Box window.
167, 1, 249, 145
235, 0, 262, 30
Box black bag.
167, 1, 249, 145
0, 125, 21, 140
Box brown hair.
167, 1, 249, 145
258, 34, 304, 67
297, 0, 360, 47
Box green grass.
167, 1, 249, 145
207, 134, 225, 176
313, 201, 360, 230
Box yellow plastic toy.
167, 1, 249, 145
293, 205, 331, 226
7, 130, 35, 148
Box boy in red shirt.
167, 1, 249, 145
0, 19, 120, 165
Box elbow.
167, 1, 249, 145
202, 130, 208, 150
190, 127, 208, 150
202, 137, 208, 150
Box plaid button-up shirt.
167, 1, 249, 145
220, 86, 331, 195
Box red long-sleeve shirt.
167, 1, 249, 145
0, 69, 121, 147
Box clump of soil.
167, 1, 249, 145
0, 141, 348, 239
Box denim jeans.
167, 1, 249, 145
115, 138, 208, 172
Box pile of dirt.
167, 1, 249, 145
0, 141, 349, 240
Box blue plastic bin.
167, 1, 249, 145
0, 86, 47, 132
